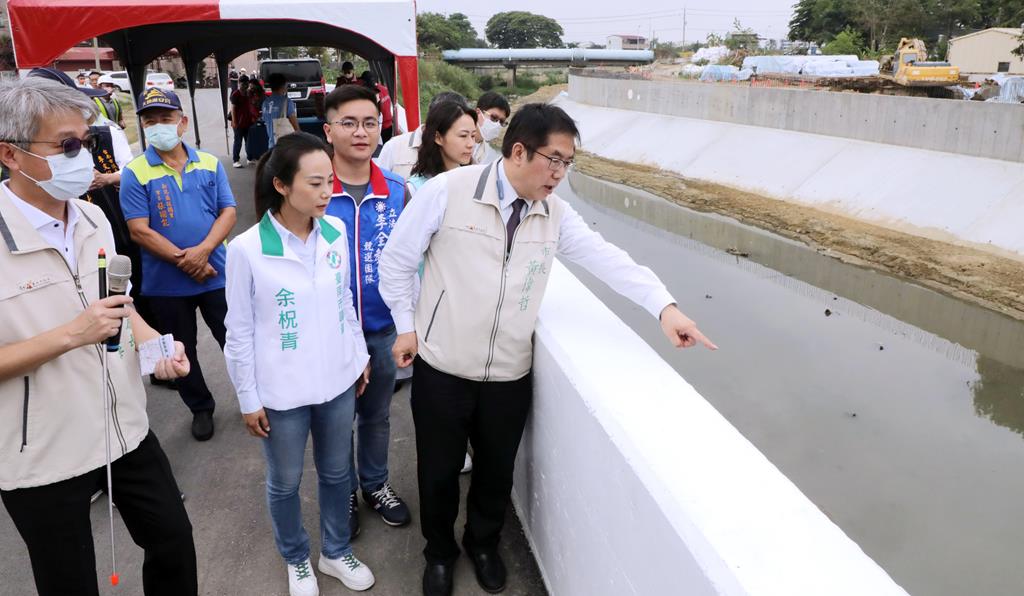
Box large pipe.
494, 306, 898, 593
442, 48, 654, 64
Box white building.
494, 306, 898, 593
949, 27, 1024, 75
607, 34, 649, 51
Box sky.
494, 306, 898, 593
414, 1, 799, 46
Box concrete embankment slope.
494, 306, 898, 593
560, 73, 1024, 257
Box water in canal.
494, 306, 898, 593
561, 173, 1024, 596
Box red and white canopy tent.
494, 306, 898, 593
6, 0, 421, 148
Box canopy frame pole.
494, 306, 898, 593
180, 46, 203, 149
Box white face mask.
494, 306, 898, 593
480, 117, 502, 142
16, 146, 95, 201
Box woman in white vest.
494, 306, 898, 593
223, 132, 374, 595
407, 101, 479, 193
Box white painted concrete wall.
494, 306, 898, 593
554, 89, 1024, 257
512, 262, 908, 596
570, 73, 1024, 162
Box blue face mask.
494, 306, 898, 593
144, 123, 182, 151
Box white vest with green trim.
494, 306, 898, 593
225, 213, 368, 412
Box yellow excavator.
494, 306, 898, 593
879, 38, 960, 86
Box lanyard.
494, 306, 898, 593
495, 159, 523, 219
495, 158, 507, 205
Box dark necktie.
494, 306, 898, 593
506, 198, 526, 253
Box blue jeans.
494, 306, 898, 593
351, 327, 398, 494
262, 388, 356, 564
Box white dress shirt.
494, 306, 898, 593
375, 126, 422, 172
1, 181, 119, 272
108, 122, 133, 170
379, 160, 676, 335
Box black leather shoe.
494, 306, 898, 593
465, 548, 506, 593
191, 410, 214, 441
422, 562, 454, 596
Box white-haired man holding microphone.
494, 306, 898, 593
0, 77, 196, 596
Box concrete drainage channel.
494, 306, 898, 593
561, 171, 1024, 596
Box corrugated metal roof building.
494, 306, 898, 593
949, 28, 1024, 75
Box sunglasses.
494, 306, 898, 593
6, 135, 96, 158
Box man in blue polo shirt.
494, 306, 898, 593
121, 88, 237, 441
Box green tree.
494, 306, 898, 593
417, 12, 485, 50
725, 19, 759, 50
650, 38, 684, 59
788, 0, 1015, 52
788, 0, 859, 44
485, 11, 564, 48
823, 26, 865, 54
448, 13, 488, 47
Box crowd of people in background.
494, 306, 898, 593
0, 63, 714, 596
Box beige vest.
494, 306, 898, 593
385, 128, 421, 180
415, 162, 565, 381
0, 195, 148, 490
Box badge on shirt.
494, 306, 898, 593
325, 250, 342, 269
18, 274, 56, 292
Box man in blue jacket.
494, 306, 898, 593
324, 84, 412, 537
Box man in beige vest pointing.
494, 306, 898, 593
378, 103, 715, 596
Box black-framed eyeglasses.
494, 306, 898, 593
330, 119, 379, 132
5, 135, 95, 158
534, 149, 574, 172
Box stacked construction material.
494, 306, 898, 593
742, 55, 880, 77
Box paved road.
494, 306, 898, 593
0, 89, 546, 596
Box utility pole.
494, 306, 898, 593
682, 7, 687, 48
93, 37, 100, 71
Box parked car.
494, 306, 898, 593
97, 70, 131, 93
96, 71, 176, 94
144, 72, 175, 92
257, 58, 325, 118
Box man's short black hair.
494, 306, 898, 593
342, 61, 355, 72
476, 91, 511, 117
324, 83, 379, 115
428, 91, 468, 111
267, 72, 287, 91
501, 103, 580, 158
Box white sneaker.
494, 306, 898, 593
318, 553, 375, 591
232, 161, 243, 168
286, 559, 319, 596
241, 157, 249, 167
461, 452, 473, 474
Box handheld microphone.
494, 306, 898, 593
97, 249, 107, 300
96, 250, 123, 587
105, 255, 132, 352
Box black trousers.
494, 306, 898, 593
1, 432, 197, 596
148, 289, 227, 413
231, 124, 250, 162
411, 356, 533, 564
